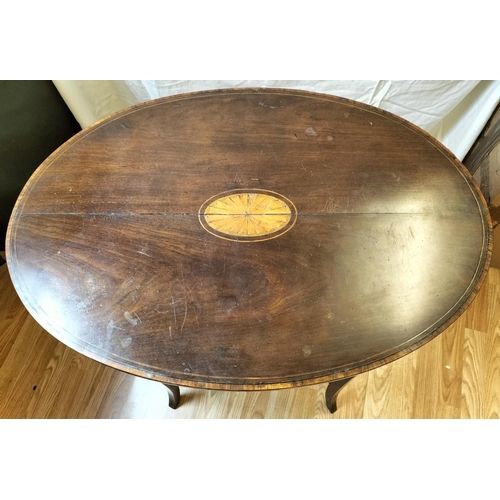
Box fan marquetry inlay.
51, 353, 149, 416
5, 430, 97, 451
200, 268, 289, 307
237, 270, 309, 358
199, 189, 297, 242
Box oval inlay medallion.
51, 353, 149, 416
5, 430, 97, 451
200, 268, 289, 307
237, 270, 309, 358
199, 189, 297, 242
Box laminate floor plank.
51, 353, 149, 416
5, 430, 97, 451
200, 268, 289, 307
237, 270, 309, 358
411, 318, 465, 419
364, 354, 417, 419
461, 328, 500, 419
333, 373, 369, 419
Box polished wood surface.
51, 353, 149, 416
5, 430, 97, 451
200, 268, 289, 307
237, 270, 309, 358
5, 89, 492, 394
1, 256, 499, 418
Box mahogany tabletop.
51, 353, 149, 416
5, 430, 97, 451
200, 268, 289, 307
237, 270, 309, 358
6, 88, 492, 392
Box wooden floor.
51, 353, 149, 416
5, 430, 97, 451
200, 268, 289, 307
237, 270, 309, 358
1, 251, 499, 419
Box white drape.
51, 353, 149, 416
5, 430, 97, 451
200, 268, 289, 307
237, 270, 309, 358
53, 80, 500, 161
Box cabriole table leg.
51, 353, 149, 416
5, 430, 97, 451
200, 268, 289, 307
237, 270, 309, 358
163, 383, 180, 409
326, 377, 353, 413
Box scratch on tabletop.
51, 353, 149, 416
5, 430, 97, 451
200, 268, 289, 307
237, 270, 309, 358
170, 293, 177, 324
180, 297, 188, 333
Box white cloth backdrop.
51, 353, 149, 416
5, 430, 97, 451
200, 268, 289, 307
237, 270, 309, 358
53, 80, 500, 161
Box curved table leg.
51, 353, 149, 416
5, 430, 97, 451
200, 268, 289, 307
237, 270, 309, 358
326, 377, 353, 413
163, 383, 180, 409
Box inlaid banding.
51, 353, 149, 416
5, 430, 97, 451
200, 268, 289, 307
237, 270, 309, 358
199, 189, 297, 242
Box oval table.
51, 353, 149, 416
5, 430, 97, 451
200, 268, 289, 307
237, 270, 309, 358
6, 88, 492, 413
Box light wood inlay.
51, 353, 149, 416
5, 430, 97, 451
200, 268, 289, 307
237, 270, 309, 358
200, 189, 296, 242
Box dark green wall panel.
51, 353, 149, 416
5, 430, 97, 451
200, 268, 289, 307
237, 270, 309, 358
0, 80, 81, 250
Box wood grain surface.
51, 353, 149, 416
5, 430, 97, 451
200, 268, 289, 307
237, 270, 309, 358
5, 88, 492, 392
1, 254, 499, 418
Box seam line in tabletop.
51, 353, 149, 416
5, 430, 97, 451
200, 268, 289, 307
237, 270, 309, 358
14, 211, 483, 217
